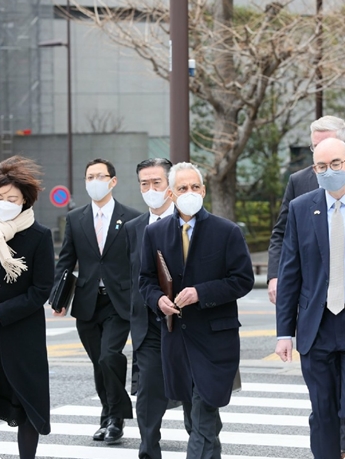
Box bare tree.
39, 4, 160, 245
85, 110, 125, 133
71, 0, 345, 220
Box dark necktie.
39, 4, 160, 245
95, 211, 103, 254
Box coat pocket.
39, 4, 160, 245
298, 293, 309, 310
209, 316, 241, 332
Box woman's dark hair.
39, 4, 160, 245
85, 158, 116, 178
0, 156, 43, 209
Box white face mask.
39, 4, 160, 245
176, 192, 203, 216
141, 188, 168, 209
86, 179, 112, 202
0, 201, 23, 222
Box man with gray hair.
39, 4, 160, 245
139, 162, 254, 459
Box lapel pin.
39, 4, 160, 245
314, 210, 321, 215
115, 219, 122, 230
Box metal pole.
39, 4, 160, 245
315, 0, 323, 119
66, 0, 74, 204
170, 0, 190, 164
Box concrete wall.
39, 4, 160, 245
13, 132, 149, 238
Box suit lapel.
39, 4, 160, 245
310, 190, 329, 276
80, 204, 100, 256
136, 213, 149, 244
102, 200, 125, 256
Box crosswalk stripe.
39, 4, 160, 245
71, 394, 312, 410
48, 405, 308, 426
46, 327, 76, 336
240, 382, 308, 393
0, 441, 300, 459
0, 424, 309, 448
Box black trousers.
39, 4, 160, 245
135, 318, 169, 459
182, 385, 222, 459
76, 293, 133, 427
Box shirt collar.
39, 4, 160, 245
149, 202, 174, 222
91, 198, 115, 218
179, 216, 196, 229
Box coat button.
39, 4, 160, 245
181, 324, 186, 330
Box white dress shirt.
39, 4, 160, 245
92, 198, 115, 286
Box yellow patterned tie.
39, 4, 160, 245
327, 200, 344, 315
182, 223, 191, 262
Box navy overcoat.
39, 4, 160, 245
139, 207, 254, 407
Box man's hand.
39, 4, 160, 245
268, 278, 278, 304
275, 338, 293, 362
158, 295, 180, 316
52, 307, 67, 317
175, 287, 199, 309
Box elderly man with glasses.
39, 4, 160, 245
268, 116, 345, 457
276, 137, 345, 459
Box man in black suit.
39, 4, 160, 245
268, 115, 345, 304
139, 162, 254, 459
125, 158, 174, 459
53, 158, 141, 444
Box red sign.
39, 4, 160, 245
50, 186, 71, 207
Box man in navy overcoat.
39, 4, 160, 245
139, 162, 254, 459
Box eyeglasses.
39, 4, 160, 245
313, 160, 345, 174
85, 173, 111, 182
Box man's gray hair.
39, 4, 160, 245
168, 162, 204, 189
310, 115, 345, 141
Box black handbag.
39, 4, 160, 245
49, 269, 77, 313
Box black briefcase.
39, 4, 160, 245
49, 269, 77, 314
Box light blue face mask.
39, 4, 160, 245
316, 168, 345, 192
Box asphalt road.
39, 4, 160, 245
0, 288, 312, 459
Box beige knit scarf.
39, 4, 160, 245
0, 207, 35, 283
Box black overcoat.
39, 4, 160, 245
0, 222, 54, 434
139, 207, 254, 407
268, 165, 318, 280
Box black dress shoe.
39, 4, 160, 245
104, 418, 124, 445
93, 426, 106, 441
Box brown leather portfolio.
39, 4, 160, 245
157, 250, 173, 332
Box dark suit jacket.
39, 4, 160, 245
139, 207, 254, 407
276, 188, 329, 355
0, 222, 54, 435
54, 199, 141, 321
125, 212, 154, 351
268, 165, 318, 280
